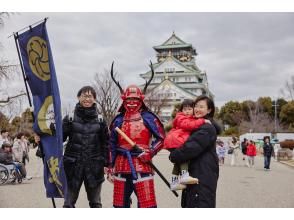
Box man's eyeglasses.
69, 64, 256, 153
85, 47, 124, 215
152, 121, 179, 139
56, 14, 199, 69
81, 94, 94, 99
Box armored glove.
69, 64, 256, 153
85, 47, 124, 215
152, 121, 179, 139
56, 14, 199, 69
138, 149, 152, 163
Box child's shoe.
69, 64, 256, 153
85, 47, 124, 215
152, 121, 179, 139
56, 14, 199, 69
170, 176, 186, 191
179, 170, 199, 184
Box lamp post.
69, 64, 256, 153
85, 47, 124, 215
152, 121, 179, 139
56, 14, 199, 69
272, 98, 279, 133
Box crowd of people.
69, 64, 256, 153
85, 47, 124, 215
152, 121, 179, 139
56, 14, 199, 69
216, 136, 276, 171
0, 130, 33, 181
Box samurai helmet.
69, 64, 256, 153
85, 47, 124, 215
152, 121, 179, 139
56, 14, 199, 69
110, 61, 154, 113
122, 85, 145, 100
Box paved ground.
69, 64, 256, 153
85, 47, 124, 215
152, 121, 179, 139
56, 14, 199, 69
0, 148, 294, 208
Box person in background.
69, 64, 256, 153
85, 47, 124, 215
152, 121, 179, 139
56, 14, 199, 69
216, 140, 226, 165
246, 140, 257, 168
263, 136, 274, 171
0, 130, 9, 147
229, 137, 240, 166
0, 142, 30, 180
273, 142, 281, 161
12, 132, 30, 166
241, 138, 248, 164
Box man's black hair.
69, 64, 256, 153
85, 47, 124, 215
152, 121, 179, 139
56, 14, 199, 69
77, 86, 97, 99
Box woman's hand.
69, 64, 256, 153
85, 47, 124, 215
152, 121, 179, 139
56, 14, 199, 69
204, 119, 211, 124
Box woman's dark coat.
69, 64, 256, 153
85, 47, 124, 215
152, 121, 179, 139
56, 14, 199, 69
170, 122, 219, 208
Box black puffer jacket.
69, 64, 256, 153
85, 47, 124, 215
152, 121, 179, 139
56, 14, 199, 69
263, 143, 273, 157
170, 121, 220, 208
63, 103, 109, 190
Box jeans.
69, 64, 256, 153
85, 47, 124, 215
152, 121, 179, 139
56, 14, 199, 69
264, 156, 271, 169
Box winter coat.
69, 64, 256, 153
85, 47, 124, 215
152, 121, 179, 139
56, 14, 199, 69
241, 141, 247, 155
12, 140, 28, 162
170, 120, 220, 208
216, 145, 226, 158
63, 103, 109, 190
164, 112, 205, 149
0, 149, 14, 164
246, 144, 257, 156
229, 141, 240, 156
263, 143, 273, 157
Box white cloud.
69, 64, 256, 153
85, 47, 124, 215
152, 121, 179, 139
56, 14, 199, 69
1, 12, 294, 111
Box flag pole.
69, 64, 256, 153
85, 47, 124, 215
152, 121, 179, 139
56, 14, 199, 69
13, 23, 57, 208
8, 17, 49, 38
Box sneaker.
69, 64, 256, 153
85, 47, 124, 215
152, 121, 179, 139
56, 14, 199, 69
170, 178, 187, 191
24, 176, 32, 180
179, 170, 199, 185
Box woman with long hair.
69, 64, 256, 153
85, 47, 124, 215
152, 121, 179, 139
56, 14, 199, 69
170, 95, 221, 208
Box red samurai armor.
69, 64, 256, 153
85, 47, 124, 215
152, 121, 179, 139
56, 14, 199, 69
109, 62, 165, 208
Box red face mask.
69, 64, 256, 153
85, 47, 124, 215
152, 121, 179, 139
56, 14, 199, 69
123, 98, 142, 113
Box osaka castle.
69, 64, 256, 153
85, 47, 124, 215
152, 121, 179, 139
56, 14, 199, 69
140, 32, 214, 122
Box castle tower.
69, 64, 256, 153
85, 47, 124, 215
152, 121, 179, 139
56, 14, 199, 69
140, 32, 213, 121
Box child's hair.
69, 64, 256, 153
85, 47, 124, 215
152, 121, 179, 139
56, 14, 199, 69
179, 99, 194, 112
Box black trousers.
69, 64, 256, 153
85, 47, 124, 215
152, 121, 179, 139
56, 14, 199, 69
63, 180, 102, 208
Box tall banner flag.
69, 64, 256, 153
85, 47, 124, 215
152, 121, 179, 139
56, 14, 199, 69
15, 20, 67, 198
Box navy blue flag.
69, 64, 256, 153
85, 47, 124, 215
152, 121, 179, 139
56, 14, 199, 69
17, 21, 67, 198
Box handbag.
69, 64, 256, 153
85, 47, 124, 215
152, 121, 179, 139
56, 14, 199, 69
228, 147, 234, 154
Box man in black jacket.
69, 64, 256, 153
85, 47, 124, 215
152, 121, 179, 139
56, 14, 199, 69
63, 86, 109, 208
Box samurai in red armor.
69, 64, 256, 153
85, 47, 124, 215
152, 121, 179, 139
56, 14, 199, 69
108, 62, 165, 208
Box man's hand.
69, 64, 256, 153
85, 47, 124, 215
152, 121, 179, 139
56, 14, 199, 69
138, 149, 152, 163
104, 167, 114, 184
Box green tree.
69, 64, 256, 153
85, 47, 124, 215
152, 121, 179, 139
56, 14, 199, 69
218, 101, 243, 126
10, 116, 21, 134
257, 97, 273, 118
279, 101, 294, 128
0, 111, 9, 131
276, 98, 288, 119
222, 126, 239, 136
240, 100, 255, 121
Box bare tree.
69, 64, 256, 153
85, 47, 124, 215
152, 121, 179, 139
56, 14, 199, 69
0, 93, 27, 120
0, 12, 24, 105
0, 92, 26, 105
239, 100, 277, 133
92, 70, 121, 125
280, 75, 294, 101
144, 89, 170, 116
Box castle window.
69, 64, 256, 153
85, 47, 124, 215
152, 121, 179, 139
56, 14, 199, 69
165, 68, 175, 73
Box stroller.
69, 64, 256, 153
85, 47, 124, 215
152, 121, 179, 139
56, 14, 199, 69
0, 163, 23, 185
